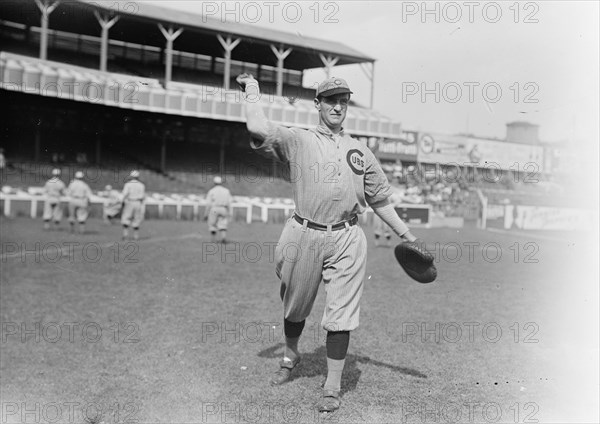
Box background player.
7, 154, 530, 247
237, 73, 422, 413
204, 176, 233, 243
66, 171, 92, 234
42, 168, 66, 230
121, 170, 145, 240
102, 185, 122, 224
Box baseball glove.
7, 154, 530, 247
394, 239, 437, 284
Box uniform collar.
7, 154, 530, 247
315, 124, 345, 138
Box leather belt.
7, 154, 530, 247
293, 213, 358, 231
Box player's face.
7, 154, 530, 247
315, 93, 350, 131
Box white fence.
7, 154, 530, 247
0, 192, 432, 226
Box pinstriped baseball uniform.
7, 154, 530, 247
251, 123, 392, 331
121, 179, 145, 228
206, 185, 232, 231
43, 177, 66, 222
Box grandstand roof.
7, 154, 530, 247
1, 0, 374, 70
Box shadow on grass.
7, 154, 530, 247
258, 343, 427, 395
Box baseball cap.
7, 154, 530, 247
213, 176, 222, 184
316, 77, 353, 98
52, 168, 60, 176
130, 170, 140, 178
75, 171, 84, 179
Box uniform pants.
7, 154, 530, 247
275, 217, 367, 332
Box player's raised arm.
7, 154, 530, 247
236, 73, 297, 163
236, 73, 269, 142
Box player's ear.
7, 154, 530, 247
314, 97, 321, 110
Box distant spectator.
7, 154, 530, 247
0, 148, 5, 171
76, 153, 88, 164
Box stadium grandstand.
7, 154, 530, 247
0, 0, 399, 196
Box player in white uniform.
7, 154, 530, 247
67, 171, 92, 234
103, 185, 122, 224
237, 74, 420, 412
204, 176, 233, 243
42, 168, 66, 230
121, 170, 145, 240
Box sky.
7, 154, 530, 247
152, 1, 599, 145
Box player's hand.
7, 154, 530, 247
236, 73, 257, 92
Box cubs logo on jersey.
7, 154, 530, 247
346, 149, 365, 175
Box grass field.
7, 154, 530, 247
1, 216, 598, 424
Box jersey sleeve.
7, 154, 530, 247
249, 122, 298, 163
363, 148, 393, 205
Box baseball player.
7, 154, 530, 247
102, 185, 122, 224
42, 168, 66, 230
121, 170, 145, 240
237, 74, 420, 413
204, 176, 233, 243
67, 171, 92, 234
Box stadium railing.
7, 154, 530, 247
0, 51, 402, 138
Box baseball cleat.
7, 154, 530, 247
317, 389, 341, 412
270, 357, 301, 386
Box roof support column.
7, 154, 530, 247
160, 129, 168, 173
94, 11, 119, 72
217, 35, 240, 90
34, 0, 60, 60
319, 54, 339, 79
158, 24, 184, 90
360, 61, 376, 109
270, 45, 292, 97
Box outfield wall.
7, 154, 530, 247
0, 192, 433, 227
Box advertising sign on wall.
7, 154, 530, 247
374, 130, 419, 162
418, 133, 545, 172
